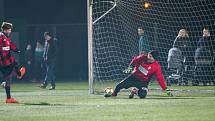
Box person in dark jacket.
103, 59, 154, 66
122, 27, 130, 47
25, 44, 33, 81
40, 32, 57, 90
197, 27, 214, 56
138, 27, 150, 54
194, 27, 215, 85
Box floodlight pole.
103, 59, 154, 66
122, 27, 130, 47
88, 0, 94, 94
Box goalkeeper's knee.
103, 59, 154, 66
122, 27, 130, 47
137, 87, 148, 99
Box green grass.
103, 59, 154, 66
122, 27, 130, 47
0, 82, 215, 121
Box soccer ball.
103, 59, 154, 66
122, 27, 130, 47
104, 87, 114, 94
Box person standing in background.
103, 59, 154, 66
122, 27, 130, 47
194, 27, 215, 85
138, 27, 150, 55
40, 32, 57, 90
172, 28, 191, 85
25, 43, 33, 81
34, 40, 44, 83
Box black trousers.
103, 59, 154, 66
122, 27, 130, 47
114, 74, 149, 96
42, 60, 56, 87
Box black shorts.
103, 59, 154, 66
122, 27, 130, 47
0, 62, 16, 78
119, 74, 149, 90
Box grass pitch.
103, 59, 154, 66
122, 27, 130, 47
0, 81, 215, 121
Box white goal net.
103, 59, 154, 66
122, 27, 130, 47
89, 0, 215, 93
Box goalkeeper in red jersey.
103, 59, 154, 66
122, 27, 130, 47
0, 22, 26, 103
104, 50, 173, 98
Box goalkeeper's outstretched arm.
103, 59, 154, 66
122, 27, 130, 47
154, 63, 174, 96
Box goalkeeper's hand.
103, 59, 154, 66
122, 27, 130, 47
123, 67, 133, 74
165, 88, 174, 97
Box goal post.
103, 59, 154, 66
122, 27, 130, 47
88, 0, 215, 94
88, 0, 94, 94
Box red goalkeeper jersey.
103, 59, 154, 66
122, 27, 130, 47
0, 32, 17, 67
129, 54, 167, 90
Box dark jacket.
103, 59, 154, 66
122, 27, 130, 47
195, 36, 214, 64
44, 38, 57, 63
197, 36, 214, 54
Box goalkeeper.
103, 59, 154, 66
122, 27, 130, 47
105, 50, 172, 98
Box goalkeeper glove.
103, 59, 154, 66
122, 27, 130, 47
165, 88, 174, 97
123, 66, 133, 74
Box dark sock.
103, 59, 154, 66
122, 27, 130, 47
113, 84, 122, 94
5, 86, 11, 99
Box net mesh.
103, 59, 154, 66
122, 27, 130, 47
91, 0, 215, 91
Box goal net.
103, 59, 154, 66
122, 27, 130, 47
89, 0, 215, 93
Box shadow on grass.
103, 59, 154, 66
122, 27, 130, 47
104, 96, 200, 100
146, 97, 199, 100
23, 102, 64, 106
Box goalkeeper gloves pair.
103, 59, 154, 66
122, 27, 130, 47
165, 88, 174, 97
123, 66, 133, 74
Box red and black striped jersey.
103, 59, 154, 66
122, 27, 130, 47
0, 32, 18, 67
